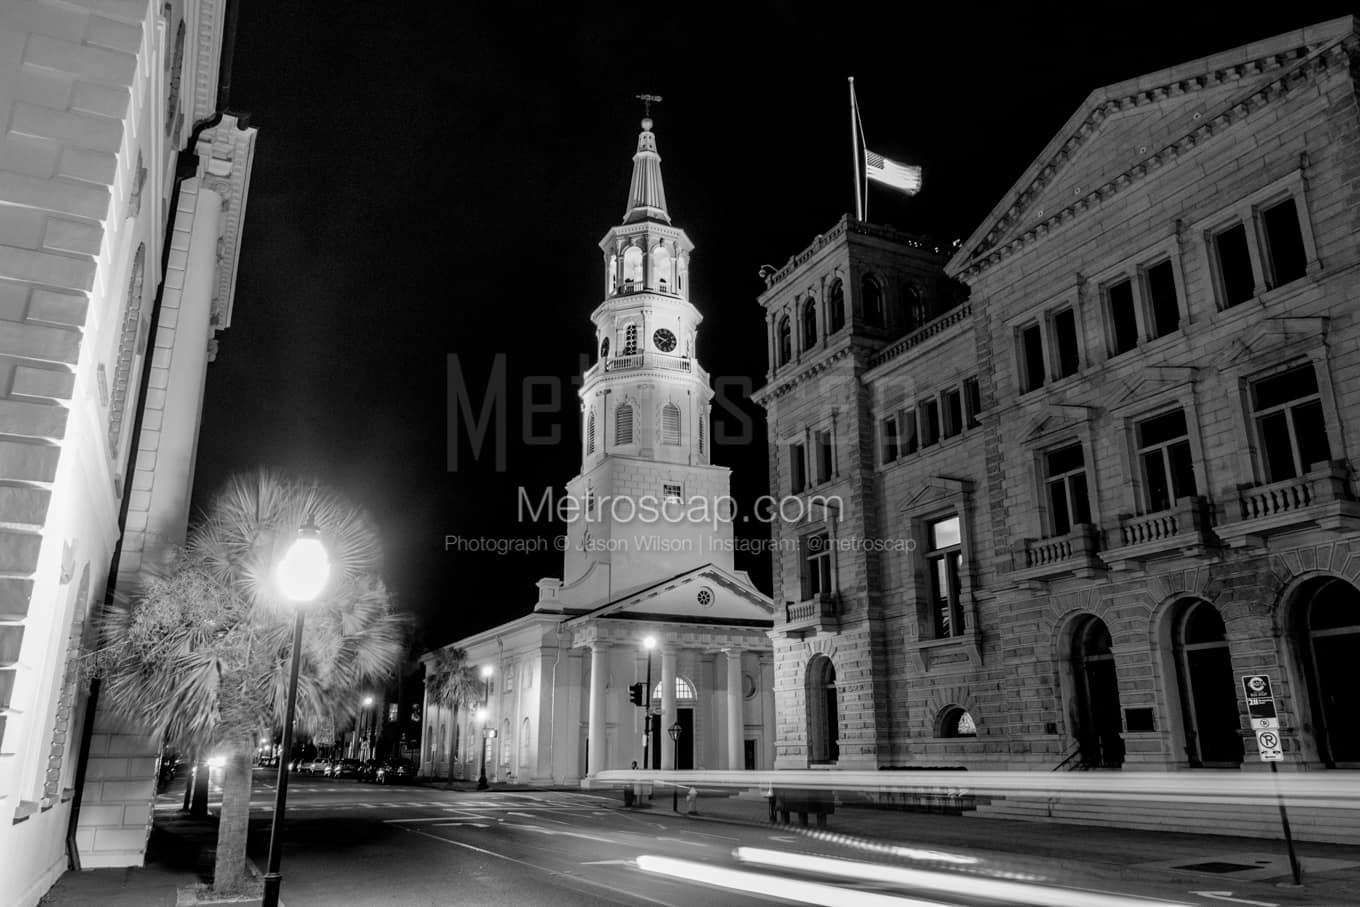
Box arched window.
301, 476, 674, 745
586, 411, 596, 454
652, 244, 672, 292
651, 676, 697, 701
802, 298, 818, 348
1172, 600, 1242, 766
904, 284, 927, 332
828, 279, 846, 333
623, 246, 644, 289
661, 403, 681, 445
698, 412, 706, 455
600, 336, 609, 360
616, 403, 634, 446
166, 19, 185, 137
939, 706, 977, 738
1295, 577, 1360, 766
806, 656, 838, 763
623, 324, 639, 355
1071, 616, 1124, 768
862, 275, 884, 328
677, 256, 688, 297
777, 316, 792, 366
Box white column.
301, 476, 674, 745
760, 655, 775, 770
587, 642, 609, 776
725, 649, 744, 770
660, 646, 677, 770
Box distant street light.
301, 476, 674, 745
668, 721, 683, 812
476, 706, 490, 790
263, 516, 330, 907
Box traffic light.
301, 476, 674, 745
629, 682, 645, 706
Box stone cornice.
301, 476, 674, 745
195, 115, 256, 332
758, 215, 951, 300
190, 0, 227, 124
750, 344, 855, 405
949, 30, 1358, 283
865, 303, 973, 373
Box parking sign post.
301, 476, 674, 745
1241, 674, 1302, 886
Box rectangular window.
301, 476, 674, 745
802, 531, 833, 599
963, 377, 982, 429
1135, 409, 1197, 512
880, 416, 899, 463
1044, 443, 1091, 536
815, 429, 834, 483
1020, 323, 1045, 392
1251, 364, 1331, 482
1053, 308, 1080, 377
1144, 260, 1180, 338
900, 409, 919, 455
790, 442, 807, 494
1261, 197, 1307, 289
662, 482, 683, 502
1213, 222, 1255, 307
941, 389, 963, 439
926, 515, 963, 639
920, 398, 940, 447
1107, 278, 1139, 355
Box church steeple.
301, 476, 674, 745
624, 117, 670, 225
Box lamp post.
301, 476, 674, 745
262, 516, 330, 907
642, 635, 656, 770
356, 695, 374, 760
668, 721, 682, 812
476, 707, 489, 790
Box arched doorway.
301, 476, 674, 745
648, 676, 696, 769
1172, 600, 1243, 766
1071, 616, 1124, 768
806, 656, 838, 764
1296, 577, 1360, 767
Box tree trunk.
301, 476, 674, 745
212, 744, 253, 893
189, 757, 210, 817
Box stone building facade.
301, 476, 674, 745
0, 1, 256, 900
421, 117, 774, 786
756, 17, 1360, 837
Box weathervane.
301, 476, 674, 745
636, 93, 662, 118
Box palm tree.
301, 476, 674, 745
91, 470, 409, 894
425, 647, 480, 781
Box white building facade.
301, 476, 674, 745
422, 118, 775, 785
0, 1, 256, 901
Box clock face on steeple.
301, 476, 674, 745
653, 328, 677, 353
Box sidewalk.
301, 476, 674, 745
662, 787, 1360, 903
39, 814, 218, 906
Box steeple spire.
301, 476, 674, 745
623, 107, 670, 225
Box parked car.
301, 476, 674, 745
303, 758, 328, 774
375, 759, 416, 785
327, 758, 362, 779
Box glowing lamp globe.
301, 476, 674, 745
644, 635, 656, 650
480, 665, 493, 679
277, 518, 330, 603
475, 708, 488, 723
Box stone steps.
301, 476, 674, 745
970, 796, 1360, 845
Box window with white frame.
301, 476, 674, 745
1044, 442, 1091, 536
1250, 363, 1332, 482
802, 531, 833, 599
927, 514, 964, 639
1135, 409, 1197, 512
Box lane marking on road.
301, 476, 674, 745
431, 821, 490, 829
506, 823, 621, 845
507, 811, 538, 819
402, 827, 681, 907
1190, 894, 1279, 907
654, 837, 707, 848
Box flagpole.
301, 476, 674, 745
849, 77, 863, 221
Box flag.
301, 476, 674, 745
865, 149, 922, 196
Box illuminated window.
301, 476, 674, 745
652, 676, 696, 701
927, 515, 963, 639
940, 706, 977, 738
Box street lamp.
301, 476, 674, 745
642, 635, 656, 770
357, 695, 375, 759
668, 721, 682, 812
263, 516, 330, 907
476, 707, 490, 790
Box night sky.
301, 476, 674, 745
190, 3, 1352, 651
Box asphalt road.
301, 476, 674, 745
157, 769, 1307, 907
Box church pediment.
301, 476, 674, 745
1226, 317, 1328, 365
565, 563, 773, 627
947, 20, 1355, 279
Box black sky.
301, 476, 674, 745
191, 2, 1353, 649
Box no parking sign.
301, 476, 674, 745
1242, 675, 1284, 762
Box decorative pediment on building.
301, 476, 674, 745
900, 477, 973, 516
1108, 367, 1199, 415
1225, 317, 1328, 366
1022, 404, 1098, 444
563, 562, 774, 628
946, 19, 1356, 280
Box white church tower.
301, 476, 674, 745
552, 115, 737, 604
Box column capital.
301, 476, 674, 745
590, 639, 613, 652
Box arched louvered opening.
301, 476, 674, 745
586, 411, 596, 454
623, 246, 644, 290
616, 403, 634, 446
661, 403, 681, 445
623, 324, 639, 355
